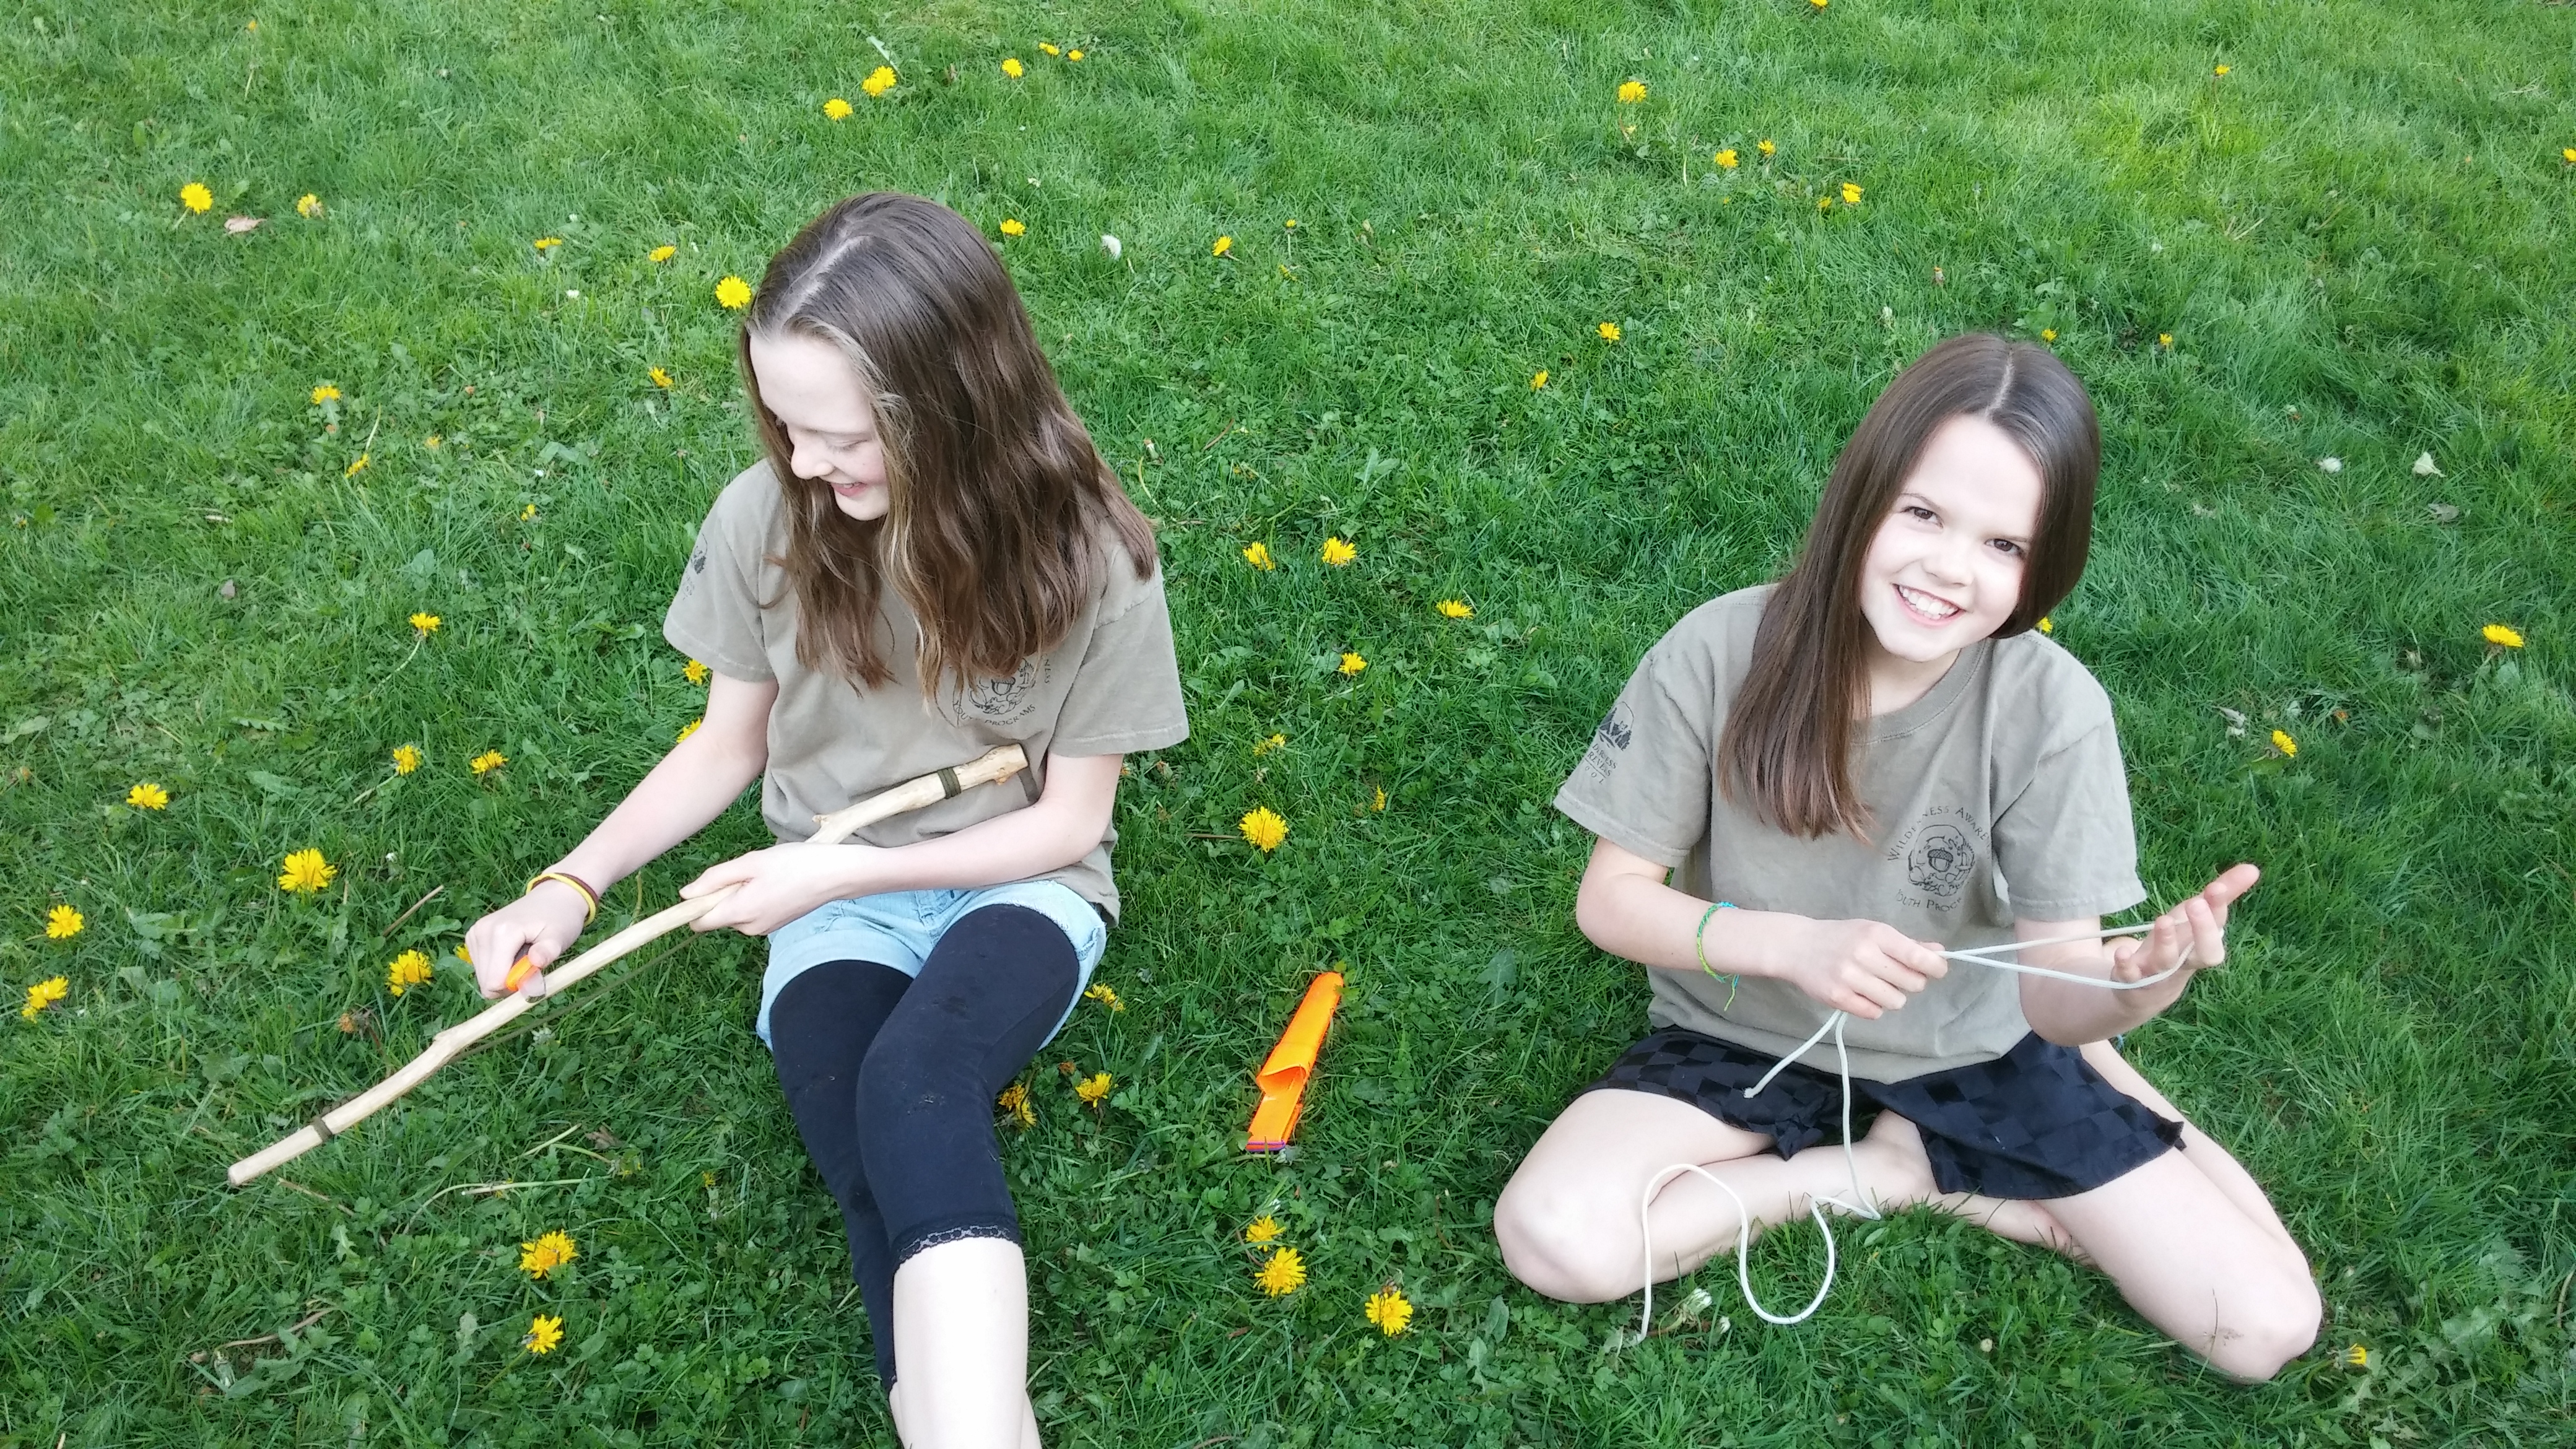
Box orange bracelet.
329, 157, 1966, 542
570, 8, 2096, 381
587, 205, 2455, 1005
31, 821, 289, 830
525, 870, 599, 924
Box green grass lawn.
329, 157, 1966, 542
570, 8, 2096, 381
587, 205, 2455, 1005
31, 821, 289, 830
4, 0, 2574, 1443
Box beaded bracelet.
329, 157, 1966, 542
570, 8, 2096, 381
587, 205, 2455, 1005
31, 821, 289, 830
1695, 901, 1739, 1009
526, 870, 600, 925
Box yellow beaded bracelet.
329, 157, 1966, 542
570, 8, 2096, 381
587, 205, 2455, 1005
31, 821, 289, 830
526, 870, 600, 924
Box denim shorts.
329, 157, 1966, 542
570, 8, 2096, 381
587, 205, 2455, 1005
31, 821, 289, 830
755, 881, 1108, 1048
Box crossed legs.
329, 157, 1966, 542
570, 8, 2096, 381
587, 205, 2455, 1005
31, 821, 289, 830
1494, 1042, 2318, 1380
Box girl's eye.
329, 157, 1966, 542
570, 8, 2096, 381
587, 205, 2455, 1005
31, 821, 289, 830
1904, 505, 1937, 523
1990, 539, 2025, 558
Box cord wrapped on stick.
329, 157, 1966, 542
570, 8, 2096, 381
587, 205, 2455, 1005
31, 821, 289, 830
228, 744, 1030, 1187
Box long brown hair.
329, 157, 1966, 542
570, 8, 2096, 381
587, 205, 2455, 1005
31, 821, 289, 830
738, 192, 1156, 693
1717, 333, 2100, 839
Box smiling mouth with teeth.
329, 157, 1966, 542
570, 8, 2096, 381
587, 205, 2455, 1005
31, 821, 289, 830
1896, 584, 1962, 621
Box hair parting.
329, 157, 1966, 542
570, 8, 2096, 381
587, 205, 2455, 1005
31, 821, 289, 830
738, 192, 1155, 693
1717, 333, 2100, 840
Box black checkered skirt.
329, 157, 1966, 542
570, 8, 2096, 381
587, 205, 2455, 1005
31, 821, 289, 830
1586, 1027, 2182, 1200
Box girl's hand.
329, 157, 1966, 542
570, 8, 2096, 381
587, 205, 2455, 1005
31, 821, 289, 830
464, 884, 591, 1000
681, 842, 871, 937
2105, 863, 2261, 984
1780, 918, 1950, 1018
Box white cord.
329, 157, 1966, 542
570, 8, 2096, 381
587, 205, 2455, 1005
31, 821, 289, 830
1631, 921, 2185, 1344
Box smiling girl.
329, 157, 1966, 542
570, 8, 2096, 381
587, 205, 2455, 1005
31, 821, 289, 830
461, 194, 1186, 1445
1493, 334, 2318, 1379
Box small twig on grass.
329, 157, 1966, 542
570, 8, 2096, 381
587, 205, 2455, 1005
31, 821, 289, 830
272, 1178, 352, 1214
408, 1177, 599, 1225
1199, 419, 1237, 451
190, 1305, 333, 1362
379, 884, 445, 939
518, 1121, 589, 1160
1185, 832, 1242, 842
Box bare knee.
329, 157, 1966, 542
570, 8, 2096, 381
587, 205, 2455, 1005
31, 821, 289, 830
1494, 1175, 1640, 1304
2199, 1277, 2323, 1382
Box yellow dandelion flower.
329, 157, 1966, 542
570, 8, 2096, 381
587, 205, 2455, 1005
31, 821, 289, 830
999, 218, 1026, 237
2040, 328, 2058, 342
523, 1314, 564, 1355
998, 1082, 1035, 1128
1841, 182, 1863, 206
277, 849, 336, 894
533, 237, 562, 251
1084, 982, 1125, 1012
1810, 0, 1829, 8
650, 366, 672, 388
1321, 536, 1357, 566
1817, 195, 1834, 211
1338, 652, 1367, 676
2271, 729, 2297, 758
1715, 148, 1738, 169
22, 976, 70, 1019
650, 244, 677, 263
422, 435, 441, 449
45, 905, 84, 940
2345, 1343, 2369, 1368
1075, 1071, 1113, 1104
519, 502, 537, 522
1365, 1287, 1413, 1335
411, 612, 441, 635
1435, 599, 1473, 619
1068, 50, 1084, 61
2565, 147, 2576, 165
1240, 806, 1288, 853
676, 718, 702, 743
127, 783, 170, 810
2037, 616, 2053, 634
715, 275, 752, 310
181, 182, 212, 214
518, 1230, 579, 1279
346, 453, 370, 477
2483, 624, 2524, 648
1040, 43, 1061, 56
2159, 333, 2174, 349
386, 949, 433, 996
1256, 1247, 1306, 1296
296, 193, 323, 218
1617, 80, 1647, 104
1598, 321, 1622, 342
1242, 541, 1276, 571
2214, 64, 2230, 76
1243, 1216, 1282, 1244
311, 385, 341, 404
822, 97, 853, 120
1254, 733, 1287, 755
391, 744, 421, 775
1002, 57, 1024, 78
1758, 139, 1776, 157
863, 65, 897, 97
684, 658, 710, 684
470, 749, 508, 776
1212, 235, 1234, 257
1372, 785, 1387, 812
1530, 369, 1552, 391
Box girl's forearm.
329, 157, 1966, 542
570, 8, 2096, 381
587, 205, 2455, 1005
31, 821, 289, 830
1573, 869, 1809, 981
827, 802, 1100, 895
551, 733, 768, 894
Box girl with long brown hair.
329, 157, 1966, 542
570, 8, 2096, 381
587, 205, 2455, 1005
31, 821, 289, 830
1494, 334, 2320, 1380
460, 193, 1186, 1446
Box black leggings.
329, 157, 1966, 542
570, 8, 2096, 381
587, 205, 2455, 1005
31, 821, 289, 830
767, 903, 1080, 1390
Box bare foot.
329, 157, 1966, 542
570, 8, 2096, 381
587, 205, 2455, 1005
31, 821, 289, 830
1833, 1111, 1939, 1216
1932, 1191, 2089, 1261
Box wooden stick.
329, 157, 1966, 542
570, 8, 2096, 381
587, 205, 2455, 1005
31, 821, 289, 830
228, 744, 1029, 1186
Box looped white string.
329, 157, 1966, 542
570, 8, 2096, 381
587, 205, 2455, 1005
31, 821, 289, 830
1632, 921, 2184, 1345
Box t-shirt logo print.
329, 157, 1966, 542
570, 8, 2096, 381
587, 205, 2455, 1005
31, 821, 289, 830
962, 658, 1040, 722
1905, 823, 1977, 901
1595, 705, 1634, 752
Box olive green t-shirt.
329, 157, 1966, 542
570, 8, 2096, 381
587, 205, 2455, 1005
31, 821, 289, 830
1553, 585, 2146, 1082
663, 461, 1189, 921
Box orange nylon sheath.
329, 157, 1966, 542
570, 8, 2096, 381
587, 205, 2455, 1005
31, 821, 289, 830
1246, 970, 1343, 1151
